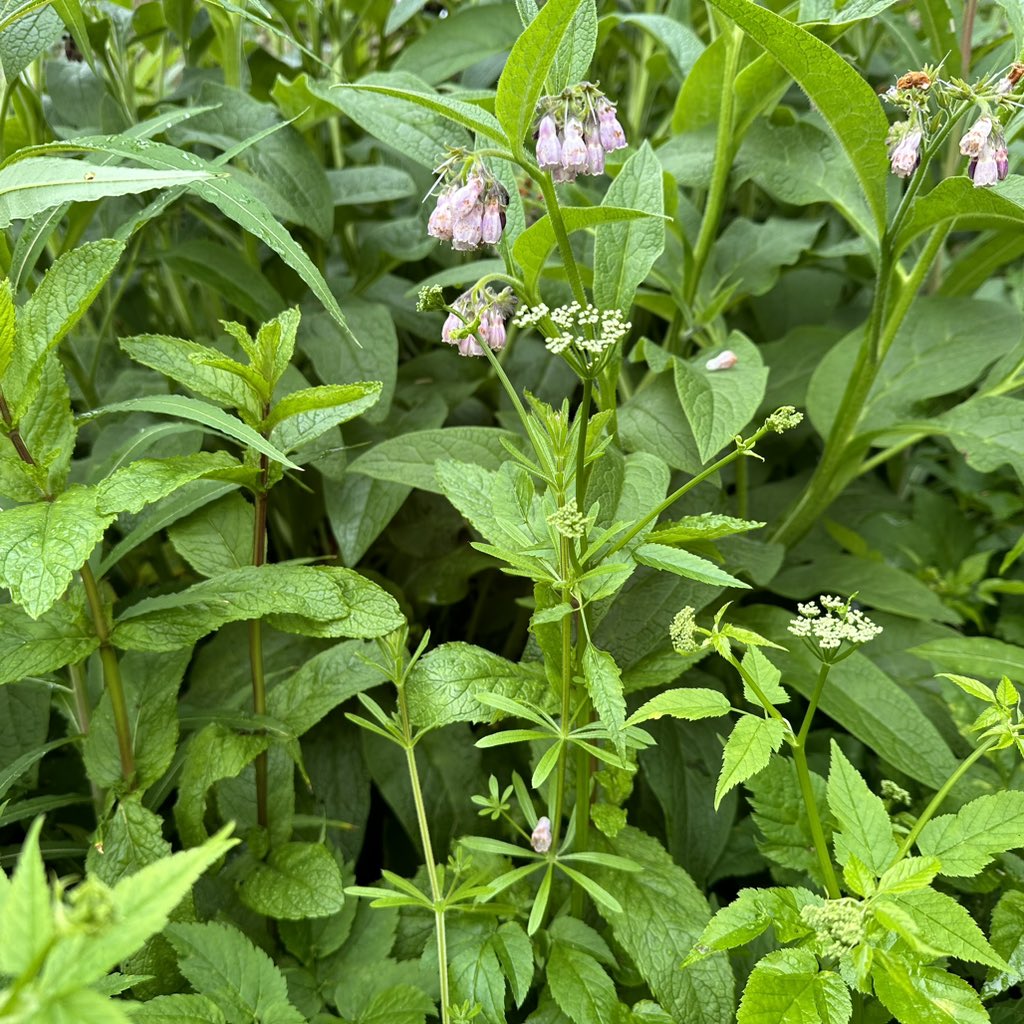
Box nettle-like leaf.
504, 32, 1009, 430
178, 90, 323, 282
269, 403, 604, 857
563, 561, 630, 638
583, 645, 627, 756
547, 942, 619, 1024
714, 715, 786, 809
737, 948, 851, 1024
627, 687, 731, 726
915, 790, 1024, 877
238, 842, 346, 920
826, 740, 897, 876
872, 956, 988, 1024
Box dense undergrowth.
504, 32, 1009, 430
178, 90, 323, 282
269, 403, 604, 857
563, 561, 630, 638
2, 0, 1024, 1021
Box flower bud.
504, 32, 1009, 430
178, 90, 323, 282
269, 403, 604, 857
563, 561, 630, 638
536, 114, 562, 170
887, 126, 922, 179
561, 117, 587, 170
705, 350, 738, 371
530, 816, 553, 853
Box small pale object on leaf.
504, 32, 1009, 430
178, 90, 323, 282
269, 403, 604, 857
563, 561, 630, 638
705, 350, 738, 371
531, 816, 553, 853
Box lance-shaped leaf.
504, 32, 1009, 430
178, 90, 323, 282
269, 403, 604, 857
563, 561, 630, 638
583, 646, 627, 756
267, 382, 382, 452
0, 601, 99, 685
96, 452, 241, 516
715, 715, 786, 809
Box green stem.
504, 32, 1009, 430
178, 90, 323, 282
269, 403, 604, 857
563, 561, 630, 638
398, 691, 450, 1024
535, 171, 588, 307
792, 743, 841, 898
894, 737, 998, 861
797, 663, 831, 748
685, 26, 741, 308
574, 377, 594, 511
250, 452, 270, 830
68, 660, 103, 815
80, 562, 135, 782
550, 536, 575, 857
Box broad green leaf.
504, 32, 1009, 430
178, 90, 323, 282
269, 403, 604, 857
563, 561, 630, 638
449, 932, 506, 1024
715, 715, 786, 809
166, 921, 304, 1024
0, 817, 50, 975
916, 791, 1024, 877
175, 725, 270, 846
0, 157, 210, 228
267, 639, 384, 737
883, 889, 1007, 969
909, 634, 1024, 684
876, 856, 940, 895
583, 645, 627, 756
0, 487, 112, 618
737, 948, 851, 1024
873, 957, 989, 1024
81, 395, 300, 470
352, 427, 528, 494
592, 827, 734, 1024
0, 2, 60, 83
167, 492, 254, 577
25, 989, 134, 1024
547, 944, 619, 1024
749, 755, 829, 879
268, 382, 382, 452
326, 165, 416, 205
594, 142, 666, 312
673, 332, 768, 463
96, 452, 240, 516
82, 650, 189, 792
239, 842, 345, 920
495, 0, 585, 154
0, 600, 98, 685
627, 687, 731, 726
0, 737, 75, 803
706, 0, 888, 233
6, 240, 124, 421
86, 799, 172, 886
515, 205, 657, 293
0, 278, 12, 380
893, 176, 1024, 254
334, 83, 507, 143
39, 828, 236, 995
356, 984, 436, 1024
111, 564, 403, 651
405, 642, 546, 729
635, 542, 749, 589
826, 740, 897, 875
600, 13, 704, 79
923, 396, 1024, 484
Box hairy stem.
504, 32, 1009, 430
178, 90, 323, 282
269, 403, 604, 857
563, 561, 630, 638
685, 26, 741, 308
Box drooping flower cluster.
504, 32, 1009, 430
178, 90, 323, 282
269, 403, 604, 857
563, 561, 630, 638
534, 83, 627, 182
513, 301, 630, 357
427, 154, 509, 250
441, 286, 517, 357
959, 115, 1009, 188
883, 63, 1018, 188
788, 595, 882, 651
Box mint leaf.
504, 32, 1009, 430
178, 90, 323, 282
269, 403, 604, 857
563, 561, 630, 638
0, 600, 98, 685
635, 542, 749, 589
239, 842, 346, 920
96, 452, 240, 516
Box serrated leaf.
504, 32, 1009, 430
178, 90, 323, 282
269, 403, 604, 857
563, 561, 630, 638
826, 740, 897, 875
96, 452, 240, 516
741, 646, 790, 707
583, 646, 627, 756
627, 687, 730, 726
128, 994, 227, 1023
239, 842, 346, 920
737, 948, 851, 1024
0, 600, 99, 685
547, 944, 619, 1024
873, 957, 988, 1024
167, 492, 254, 577
405, 642, 546, 729
268, 382, 382, 452
0, 817, 50, 975
166, 921, 304, 1024
0, 487, 112, 618
916, 790, 1024, 876
876, 857, 940, 895
111, 564, 403, 651
715, 716, 786, 809
493, 921, 534, 1007
591, 827, 733, 1024
635, 542, 749, 589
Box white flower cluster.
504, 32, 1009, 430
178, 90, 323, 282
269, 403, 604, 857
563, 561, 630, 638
788, 595, 882, 650
513, 302, 630, 356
